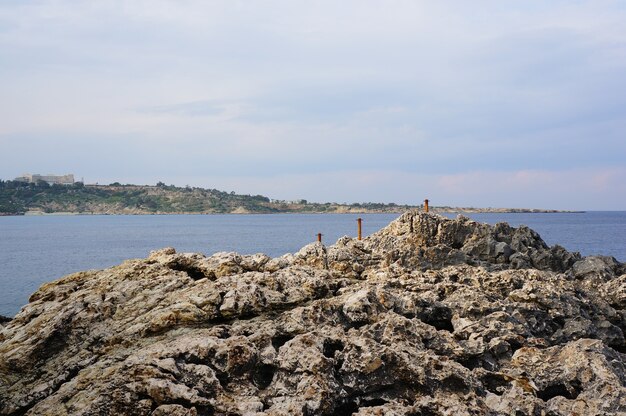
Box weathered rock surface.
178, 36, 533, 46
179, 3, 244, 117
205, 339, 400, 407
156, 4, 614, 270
0, 211, 624, 415
0, 316, 10, 332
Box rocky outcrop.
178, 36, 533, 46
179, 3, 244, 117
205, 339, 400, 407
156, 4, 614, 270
0, 316, 10, 331
0, 211, 624, 415
367, 212, 582, 272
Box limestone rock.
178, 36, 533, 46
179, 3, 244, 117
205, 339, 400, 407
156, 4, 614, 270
0, 315, 10, 331
366, 211, 581, 272
0, 210, 623, 415
572, 255, 623, 281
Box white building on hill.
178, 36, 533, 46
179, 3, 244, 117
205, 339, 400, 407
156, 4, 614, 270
14, 173, 75, 185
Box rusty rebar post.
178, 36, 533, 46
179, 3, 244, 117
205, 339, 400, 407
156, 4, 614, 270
357, 218, 362, 240
317, 233, 322, 243
424, 199, 429, 213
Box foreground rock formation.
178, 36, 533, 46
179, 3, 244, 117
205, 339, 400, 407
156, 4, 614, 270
1, 211, 624, 415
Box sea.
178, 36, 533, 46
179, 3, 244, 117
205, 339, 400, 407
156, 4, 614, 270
0, 211, 624, 317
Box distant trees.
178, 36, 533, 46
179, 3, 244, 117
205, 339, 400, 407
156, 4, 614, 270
0, 180, 26, 190
0, 178, 410, 215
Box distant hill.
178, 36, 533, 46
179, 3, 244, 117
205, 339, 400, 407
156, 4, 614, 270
0, 180, 415, 215
0, 180, 580, 215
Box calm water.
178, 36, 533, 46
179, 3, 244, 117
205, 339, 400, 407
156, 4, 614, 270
0, 212, 624, 317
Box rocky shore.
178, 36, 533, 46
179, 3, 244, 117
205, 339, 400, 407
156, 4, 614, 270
0, 211, 624, 415
16, 207, 582, 216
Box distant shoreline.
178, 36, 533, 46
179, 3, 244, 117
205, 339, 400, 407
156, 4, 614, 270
2, 208, 586, 217
0, 181, 586, 216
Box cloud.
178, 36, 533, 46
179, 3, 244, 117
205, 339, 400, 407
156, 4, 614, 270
0, 1, 625, 209
435, 168, 626, 210
127, 167, 624, 211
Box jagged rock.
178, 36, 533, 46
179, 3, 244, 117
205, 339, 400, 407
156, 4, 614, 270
0, 210, 624, 415
604, 274, 626, 310
0, 315, 10, 331
572, 255, 623, 280
367, 211, 581, 272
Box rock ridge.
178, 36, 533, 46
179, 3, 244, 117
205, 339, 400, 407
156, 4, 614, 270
0, 211, 624, 415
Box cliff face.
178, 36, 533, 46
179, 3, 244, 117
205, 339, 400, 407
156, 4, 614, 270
0, 211, 624, 415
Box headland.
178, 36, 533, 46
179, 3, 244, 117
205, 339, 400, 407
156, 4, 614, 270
0, 180, 582, 215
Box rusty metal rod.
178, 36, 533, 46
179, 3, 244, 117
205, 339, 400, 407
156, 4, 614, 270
317, 233, 322, 243
357, 218, 362, 240
424, 199, 429, 213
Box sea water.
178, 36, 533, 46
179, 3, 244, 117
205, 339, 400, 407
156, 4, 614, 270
0, 212, 624, 317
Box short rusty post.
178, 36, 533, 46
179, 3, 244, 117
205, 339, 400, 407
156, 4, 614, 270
424, 199, 429, 213
357, 218, 362, 240
317, 233, 322, 243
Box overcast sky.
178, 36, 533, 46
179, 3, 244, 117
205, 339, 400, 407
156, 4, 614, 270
1, 1, 625, 210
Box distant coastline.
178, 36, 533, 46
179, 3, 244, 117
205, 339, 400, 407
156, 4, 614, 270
13, 207, 586, 217
16, 207, 585, 216
0, 180, 584, 216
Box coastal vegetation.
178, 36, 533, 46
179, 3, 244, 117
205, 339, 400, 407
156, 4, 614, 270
0, 180, 578, 215
0, 180, 415, 215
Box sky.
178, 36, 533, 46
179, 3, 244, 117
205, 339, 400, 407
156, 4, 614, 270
1, 1, 625, 210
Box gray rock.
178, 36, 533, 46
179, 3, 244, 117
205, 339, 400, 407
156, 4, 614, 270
573, 255, 622, 280
0, 210, 623, 415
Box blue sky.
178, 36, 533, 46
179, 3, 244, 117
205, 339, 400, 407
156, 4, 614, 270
1, 1, 625, 210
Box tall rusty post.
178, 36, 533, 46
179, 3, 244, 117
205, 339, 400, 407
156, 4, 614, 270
424, 199, 429, 213
317, 233, 322, 243
357, 218, 362, 240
